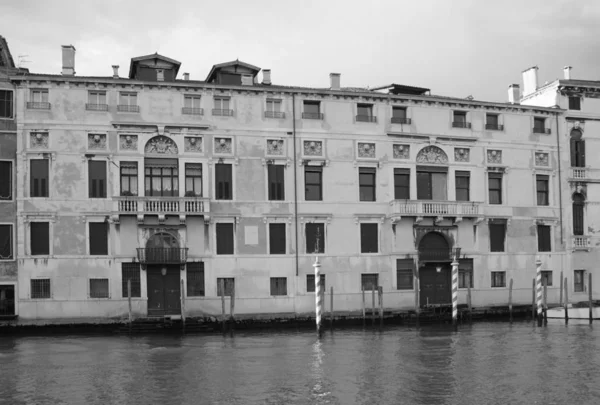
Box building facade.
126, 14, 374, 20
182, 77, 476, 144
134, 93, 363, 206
7, 44, 572, 322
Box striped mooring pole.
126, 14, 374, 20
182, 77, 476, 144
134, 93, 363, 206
536, 256, 543, 326
451, 253, 459, 329
314, 256, 323, 335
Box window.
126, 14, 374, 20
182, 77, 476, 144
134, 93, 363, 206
574, 270, 585, 292
90, 278, 109, 298
270, 277, 287, 296
185, 163, 202, 197
122, 263, 141, 297
0, 90, 13, 118
359, 167, 376, 201
89, 222, 108, 255
536, 175, 549, 206
30, 222, 49, 255
120, 162, 138, 196
360, 223, 378, 253
394, 168, 410, 199
268, 164, 285, 201
213, 97, 232, 116
216, 223, 234, 255
356, 103, 375, 122
391, 107, 409, 124
573, 193, 584, 236
0, 224, 13, 260
307, 274, 326, 293
145, 159, 178, 197
156, 69, 164, 81
269, 223, 286, 254
570, 129, 585, 168
306, 223, 325, 254
217, 278, 235, 297
533, 117, 547, 133
183, 95, 202, 115
417, 166, 447, 200
87, 91, 107, 111
186, 262, 205, 297
266, 99, 284, 118
537, 224, 551, 252
458, 259, 474, 289
0, 161, 12, 200
455, 171, 470, 202
491, 271, 506, 288
396, 259, 414, 290
568, 96, 581, 111
88, 160, 107, 198
486, 114, 502, 130
215, 163, 232, 200
361, 273, 379, 291
541, 271, 553, 287
0, 285, 15, 316
30, 159, 49, 197
488, 172, 502, 204
118, 92, 138, 112
302, 101, 322, 119
29, 89, 49, 109
452, 111, 469, 128
305, 166, 323, 201
489, 221, 506, 252
31, 279, 51, 299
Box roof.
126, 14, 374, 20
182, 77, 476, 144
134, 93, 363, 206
128, 53, 181, 79
0, 35, 16, 69
205, 59, 261, 82
559, 79, 600, 88
371, 83, 430, 95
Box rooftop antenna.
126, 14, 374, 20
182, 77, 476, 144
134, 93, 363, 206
17, 54, 30, 68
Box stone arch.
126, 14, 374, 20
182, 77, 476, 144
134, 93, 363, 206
416, 146, 448, 164
418, 231, 452, 262
570, 128, 583, 140
145, 231, 180, 249
145, 135, 178, 155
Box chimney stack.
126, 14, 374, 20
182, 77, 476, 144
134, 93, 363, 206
61, 45, 76, 76
112, 65, 119, 78
330, 73, 341, 91
183, 72, 190, 81
522, 66, 538, 96
508, 84, 520, 104
563, 66, 572, 80
262, 69, 271, 85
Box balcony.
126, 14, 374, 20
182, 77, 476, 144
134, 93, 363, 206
302, 112, 324, 120
212, 109, 234, 116
419, 248, 462, 262
389, 200, 481, 221
572, 236, 590, 251
391, 117, 411, 124
265, 111, 285, 118
533, 127, 551, 134
452, 121, 471, 129
117, 105, 140, 113
86, 103, 109, 111
26, 102, 51, 110
137, 248, 188, 267
356, 115, 377, 123
182, 107, 204, 115
113, 196, 210, 219
485, 123, 504, 130
568, 167, 600, 182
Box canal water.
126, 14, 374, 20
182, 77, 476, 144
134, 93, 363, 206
1, 322, 599, 405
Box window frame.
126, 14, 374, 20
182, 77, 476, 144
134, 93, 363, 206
358, 167, 376, 202
30, 89, 49, 103
30, 278, 51, 299
458, 258, 474, 289
488, 172, 503, 205
491, 271, 506, 288
186, 262, 205, 297
541, 271, 553, 287
393, 168, 410, 200
88, 221, 109, 256
361, 273, 379, 291
121, 263, 141, 298
185, 163, 203, 197
574, 270, 585, 293
268, 222, 287, 255
270, 277, 288, 296
217, 277, 235, 297
88, 159, 107, 199
455, 170, 470, 202
396, 258, 414, 290
359, 222, 379, 254
29, 221, 51, 256
120, 161, 138, 196
0, 159, 13, 201
267, 163, 285, 201
0, 223, 15, 261
303, 100, 321, 118
88, 90, 107, 106
306, 274, 326, 293
89, 278, 110, 299
304, 165, 323, 201
0, 89, 14, 119
144, 161, 179, 197
119, 92, 138, 106
489, 221, 506, 252
536, 174, 549, 206
568, 96, 581, 111
215, 221, 235, 255
537, 224, 552, 252
305, 222, 326, 254
30, 158, 50, 198
215, 163, 233, 200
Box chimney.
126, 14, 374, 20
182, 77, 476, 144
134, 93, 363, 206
61, 45, 76, 75
508, 84, 520, 104
112, 65, 119, 78
330, 73, 341, 91
262, 69, 271, 85
522, 66, 538, 96
183, 72, 190, 81
563, 66, 572, 80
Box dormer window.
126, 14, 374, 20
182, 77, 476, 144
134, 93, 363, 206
156, 69, 164, 81
128, 53, 181, 82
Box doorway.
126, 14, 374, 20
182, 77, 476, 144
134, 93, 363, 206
419, 264, 451, 307
147, 265, 181, 316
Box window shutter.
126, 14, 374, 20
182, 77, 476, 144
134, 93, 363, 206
269, 223, 286, 254
416, 172, 432, 200
217, 223, 234, 254
31, 222, 50, 255
89, 161, 107, 198
0, 161, 10, 199
360, 223, 378, 253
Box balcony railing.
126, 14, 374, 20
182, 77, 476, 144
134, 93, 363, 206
485, 123, 504, 130
452, 121, 471, 129
356, 115, 377, 123
137, 248, 188, 264
302, 112, 324, 120
86, 103, 109, 111
419, 248, 462, 262
26, 102, 51, 110
391, 117, 411, 124
389, 200, 481, 217
572, 236, 590, 250
182, 107, 204, 115
117, 105, 140, 113
533, 127, 551, 134
265, 111, 285, 118
113, 196, 209, 215
212, 109, 234, 116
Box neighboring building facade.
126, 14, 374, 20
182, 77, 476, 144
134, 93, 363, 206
8, 44, 567, 321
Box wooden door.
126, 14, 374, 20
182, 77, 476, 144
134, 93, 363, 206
420, 265, 451, 307
147, 266, 181, 316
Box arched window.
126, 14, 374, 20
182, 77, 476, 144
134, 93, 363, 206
570, 129, 585, 168
572, 193, 585, 235
418, 232, 450, 261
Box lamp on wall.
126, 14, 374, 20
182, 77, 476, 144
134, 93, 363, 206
436, 265, 442, 273
161, 267, 167, 276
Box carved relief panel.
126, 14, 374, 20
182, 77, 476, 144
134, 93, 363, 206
30, 132, 49, 149
120, 134, 138, 151
185, 136, 203, 153
88, 133, 107, 150
454, 147, 470, 162
357, 142, 376, 159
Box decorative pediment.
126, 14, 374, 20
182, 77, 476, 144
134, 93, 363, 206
416, 146, 448, 164
145, 135, 178, 154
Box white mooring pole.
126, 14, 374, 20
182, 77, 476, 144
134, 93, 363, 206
314, 256, 323, 336
451, 252, 459, 330
536, 256, 543, 326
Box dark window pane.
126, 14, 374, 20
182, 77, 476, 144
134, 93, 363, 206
486, 114, 499, 126
90, 278, 109, 298
0, 224, 13, 259
30, 222, 49, 255
304, 101, 320, 114
268, 165, 285, 201
89, 160, 107, 198
121, 263, 141, 297
541, 271, 553, 287
306, 223, 325, 254
0, 161, 12, 200
394, 168, 410, 199
573, 194, 584, 235
305, 166, 322, 201
455, 171, 470, 202
185, 163, 202, 196
489, 223, 506, 252
458, 259, 474, 288
396, 259, 414, 290
186, 262, 205, 297
215, 164, 232, 200
217, 278, 235, 297
569, 97, 581, 111
574, 270, 585, 292
392, 107, 406, 119
488, 173, 502, 204
120, 162, 138, 196
307, 274, 326, 293
536, 175, 549, 206
216, 223, 234, 255
269, 223, 286, 254
0, 90, 13, 118
359, 167, 376, 201
360, 223, 378, 253
417, 172, 432, 200
361, 273, 379, 291
270, 277, 287, 296
31, 279, 51, 299
491, 271, 506, 287
89, 222, 108, 255
30, 159, 49, 197
537, 225, 551, 252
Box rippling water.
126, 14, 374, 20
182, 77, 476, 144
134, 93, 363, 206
1, 322, 600, 405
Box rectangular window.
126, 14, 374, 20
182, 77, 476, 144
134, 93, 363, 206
88, 160, 107, 198
217, 278, 235, 297
31, 279, 51, 299
183, 95, 202, 115
537, 224, 551, 252
120, 162, 138, 196
268, 164, 285, 201
0, 161, 12, 200
213, 97, 231, 115
391, 107, 408, 124
269, 223, 286, 254
0, 285, 15, 316
536, 174, 549, 206
122, 263, 141, 298
30, 222, 49, 256
533, 117, 547, 133
453, 111, 469, 128
119, 92, 137, 106
89, 278, 109, 298
0, 224, 13, 260
486, 113, 501, 130
360, 223, 378, 253
357, 103, 375, 122
394, 168, 410, 199
185, 163, 203, 197
359, 167, 376, 201
0, 90, 13, 118
568, 96, 581, 111
307, 274, 326, 293
216, 223, 234, 255
306, 223, 325, 254
30, 89, 49, 103
266, 99, 284, 118
541, 271, 553, 287
417, 166, 447, 200
87, 91, 107, 110
144, 159, 179, 197
489, 222, 506, 252
30, 159, 49, 197
215, 163, 232, 200
396, 259, 414, 290
574, 270, 585, 292
455, 171, 470, 202
459, 259, 474, 288
488, 172, 503, 204
361, 273, 379, 291
491, 271, 506, 288
186, 262, 205, 297
305, 166, 323, 201
89, 222, 108, 255
303, 101, 322, 119
270, 277, 287, 296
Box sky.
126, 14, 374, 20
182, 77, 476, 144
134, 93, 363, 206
2, 0, 600, 102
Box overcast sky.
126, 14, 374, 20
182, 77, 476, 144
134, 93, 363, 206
3, 0, 599, 102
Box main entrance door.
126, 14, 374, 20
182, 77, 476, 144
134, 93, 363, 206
147, 265, 181, 316
419, 264, 451, 307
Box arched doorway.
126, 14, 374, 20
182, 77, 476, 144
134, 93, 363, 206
418, 232, 452, 307
572, 193, 585, 236
145, 231, 182, 316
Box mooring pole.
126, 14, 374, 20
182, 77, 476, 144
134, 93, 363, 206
230, 281, 235, 334
127, 279, 132, 332
361, 286, 366, 327
330, 286, 334, 329
314, 256, 323, 336
180, 278, 186, 330
589, 273, 593, 325
509, 278, 513, 324
564, 277, 569, 324
559, 271, 563, 307
467, 284, 472, 323
220, 279, 226, 333
536, 257, 543, 327
543, 279, 548, 326
531, 278, 536, 321
451, 254, 459, 330
378, 286, 383, 328
371, 287, 376, 327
